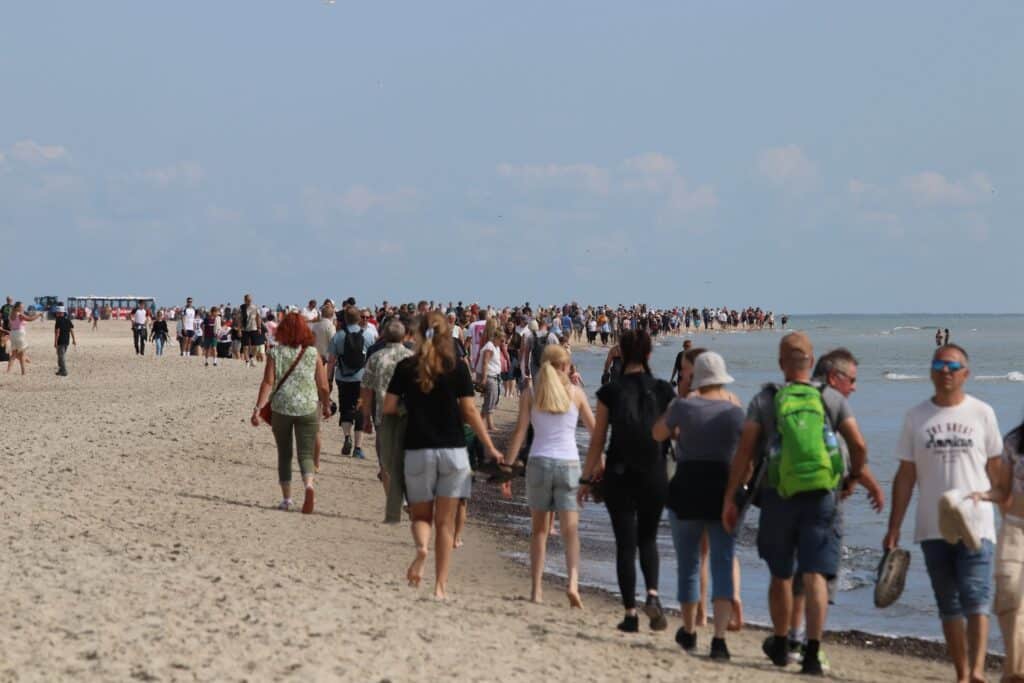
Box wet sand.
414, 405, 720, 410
0, 321, 980, 681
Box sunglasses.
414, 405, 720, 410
931, 360, 965, 372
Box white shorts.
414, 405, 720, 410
10, 330, 27, 352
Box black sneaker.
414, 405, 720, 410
675, 627, 696, 652
342, 436, 353, 456
616, 615, 639, 633
710, 637, 730, 661
644, 594, 668, 631
800, 651, 824, 676
762, 635, 790, 667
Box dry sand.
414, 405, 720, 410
1, 321, 959, 681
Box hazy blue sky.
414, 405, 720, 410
1, 2, 1020, 312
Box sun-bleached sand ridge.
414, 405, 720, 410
0, 321, 961, 682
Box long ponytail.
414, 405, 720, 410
416, 311, 455, 393
533, 344, 572, 413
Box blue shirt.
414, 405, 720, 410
328, 324, 378, 382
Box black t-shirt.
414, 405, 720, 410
54, 318, 74, 346
596, 373, 675, 472
387, 356, 474, 450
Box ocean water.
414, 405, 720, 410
532, 314, 1024, 648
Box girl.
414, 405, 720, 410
150, 311, 169, 357
505, 344, 595, 607
6, 302, 43, 375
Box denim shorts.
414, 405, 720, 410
526, 457, 580, 512
404, 448, 472, 504
921, 538, 994, 620
757, 489, 840, 579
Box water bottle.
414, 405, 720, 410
823, 424, 843, 481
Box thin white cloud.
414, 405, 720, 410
496, 162, 610, 195
904, 171, 993, 206
622, 152, 717, 213
9, 140, 69, 164
337, 184, 420, 215
758, 145, 819, 193
142, 161, 204, 189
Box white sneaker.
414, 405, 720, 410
938, 489, 982, 551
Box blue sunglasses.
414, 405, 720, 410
931, 360, 965, 372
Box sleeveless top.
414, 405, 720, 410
529, 393, 580, 462
1004, 430, 1024, 497
269, 345, 319, 416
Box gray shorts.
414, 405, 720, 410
481, 376, 500, 415
404, 447, 472, 504
526, 456, 580, 512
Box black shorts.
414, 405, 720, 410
336, 380, 364, 429
183, 330, 195, 339
242, 331, 259, 346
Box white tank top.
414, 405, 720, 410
530, 394, 580, 462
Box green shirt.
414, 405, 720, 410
269, 345, 319, 416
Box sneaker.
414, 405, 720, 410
800, 648, 825, 676
353, 447, 365, 460
762, 635, 790, 667
277, 498, 293, 511
616, 615, 639, 633
790, 638, 804, 664
799, 644, 830, 673
342, 436, 353, 456
709, 637, 730, 661
301, 487, 315, 515
675, 627, 696, 652
644, 594, 668, 631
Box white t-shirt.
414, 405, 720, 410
302, 307, 319, 322
897, 394, 1003, 543
480, 341, 502, 377
183, 307, 196, 329
132, 309, 147, 325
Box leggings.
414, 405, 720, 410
271, 411, 319, 484
603, 466, 667, 609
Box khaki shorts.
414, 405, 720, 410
996, 515, 1024, 679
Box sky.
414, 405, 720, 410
1, 2, 1021, 313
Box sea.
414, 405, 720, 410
504, 314, 1024, 650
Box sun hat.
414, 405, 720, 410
874, 547, 911, 608
693, 351, 735, 388
938, 489, 983, 552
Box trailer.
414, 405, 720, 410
67, 296, 156, 321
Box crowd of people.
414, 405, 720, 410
3, 291, 1020, 680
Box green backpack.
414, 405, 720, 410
767, 383, 842, 498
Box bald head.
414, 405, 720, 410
779, 332, 814, 379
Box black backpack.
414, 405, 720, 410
608, 374, 671, 473
531, 331, 550, 369
339, 329, 367, 376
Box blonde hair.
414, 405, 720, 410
533, 344, 572, 414
415, 311, 455, 393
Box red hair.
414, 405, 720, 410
275, 312, 314, 348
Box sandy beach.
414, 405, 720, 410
1, 321, 972, 682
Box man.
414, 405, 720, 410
302, 299, 320, 323
525, 319, 558, 385
130, 301, 149, 356
360, 320, 414, 523
722, 333, 868, 676
328, 305, 377, 459
1, 296, 13, 331
670, 339, 694, 389
787, 347, 885, 663
310, 303, 337, 471
884, 344, 1002, 683
53, 305, 75, 376
181, 298, 196, 357
240, 294, 261, 366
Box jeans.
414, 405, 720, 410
132, 325, 146, 355
668, 512, 735, 603
154, 337, 165, 356
56, 345, 68, 375
921, 538, 994, 620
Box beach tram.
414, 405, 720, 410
67, 296, 156, 321
31, 296, 60, 319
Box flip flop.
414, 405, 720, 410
302, 487, 315, 515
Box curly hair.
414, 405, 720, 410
274, 312, 314, 348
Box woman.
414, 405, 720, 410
264, 311, 278, 349
6, 302, 43, 375
967, 419, 1024, 682
477, 328, 503, 431
579, 329, 675, 632
653, 351, 745, 660
506, 344, 595, 607
601, 343, 622, 386
150, 311, 169, 357
383, 312, 503, 599
250, 313, 331, 513
500, 322, 516, 398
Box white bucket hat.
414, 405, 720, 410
693, 351, 735, 388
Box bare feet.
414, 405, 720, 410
453, 536, 463, 549
407, 548, 427, 588
530, 591, 543, 605
567, 591, 584, 609
433, 583, 447, 600
727, 598, 744, 631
